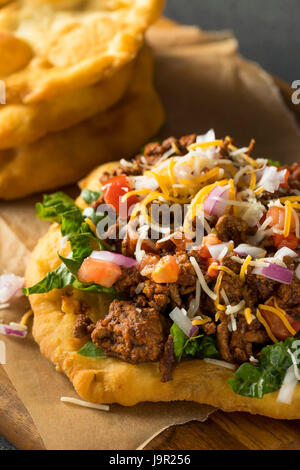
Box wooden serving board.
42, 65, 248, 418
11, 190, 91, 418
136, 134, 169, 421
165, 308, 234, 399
1, 18, 300, 452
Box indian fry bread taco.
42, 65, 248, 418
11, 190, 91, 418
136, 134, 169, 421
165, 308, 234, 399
25, 130, 300, 418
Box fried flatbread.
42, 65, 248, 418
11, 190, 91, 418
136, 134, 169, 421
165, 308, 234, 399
0, 46, 164, 198
0, 58, 133, 148
0, 0, 164, 103
25, 161, 300, 419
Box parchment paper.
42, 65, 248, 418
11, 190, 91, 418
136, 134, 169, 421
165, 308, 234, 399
1, 20, 300, 450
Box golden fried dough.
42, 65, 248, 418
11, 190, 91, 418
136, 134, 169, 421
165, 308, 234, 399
0, 47, 164, 198
0, 0, 164, 103
0, 59, 133, 148
0, 31, 32, 76
25, 164, 300, 418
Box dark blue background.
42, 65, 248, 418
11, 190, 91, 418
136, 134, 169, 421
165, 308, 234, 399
1, 0, 299, 451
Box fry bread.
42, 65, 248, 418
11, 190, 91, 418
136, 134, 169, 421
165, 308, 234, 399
0, 47, 164, 198
25, 162, 300, 419
0, 59, 133, 148
0, 0, 164, 103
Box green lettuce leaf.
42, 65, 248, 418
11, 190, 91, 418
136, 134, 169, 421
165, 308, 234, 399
171, 323, 219, 361
228, 336, 300, 398
36, 191, 84, 236
23, 264, 75, 295
267, 159, 281, 168
80, 189, 102, 204
77, 341, 106, 358
24, 191, 118, 297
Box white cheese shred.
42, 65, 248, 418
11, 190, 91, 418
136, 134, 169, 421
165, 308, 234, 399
190, 256, 217, 300
60, 397, 110, 411
203, 358, 236, 370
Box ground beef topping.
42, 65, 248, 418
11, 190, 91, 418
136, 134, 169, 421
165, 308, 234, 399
91, 300, 167, 364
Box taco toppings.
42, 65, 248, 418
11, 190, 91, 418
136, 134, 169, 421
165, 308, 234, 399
25, 130, 300, 400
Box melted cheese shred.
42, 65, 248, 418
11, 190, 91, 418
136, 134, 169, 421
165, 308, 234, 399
240, 255, 252, 281
284, 201, 292, 237
20, 309, 33, 326
187, 139, 223, 151
259, 303, 296, 336
256, 309, 278, 343
244, 307, 253, 325
60, 397, 110, 411
190, 256, 217, 300
208, 264, 239, 278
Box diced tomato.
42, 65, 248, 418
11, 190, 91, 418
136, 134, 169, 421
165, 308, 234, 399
152, 255, 179, 283
206, 258, 219, 278
77, 257, 122, 288
266, 206, 297, 232
102, 174, 138, 216
273, 233, 299, 250
260, 301, 300, 341
279, 168, 290, 188
196, 234, 222, 259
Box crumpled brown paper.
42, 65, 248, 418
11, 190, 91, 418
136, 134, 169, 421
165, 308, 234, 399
1, 20, 300, 450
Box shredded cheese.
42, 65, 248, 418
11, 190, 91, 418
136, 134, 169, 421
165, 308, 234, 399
20, 309, 33, 326
122, 188, 151, 201
260, 303, 296, 336
244, 307, 253, 325
208, 264, 239, 278
250, 171, 256, 190
256, 309, 278, 343
240, 255, 252, 281
187, 139, 223, 151
190, 256, 217, 300
279, 196, 300, 203
254, 186, 265, 196
60, 397, 110, 411
284, 201, 292, 237
287, 348, 300, 380
85, 218, 97, 235
214, 271, 224, 308
203, 358, 236, 370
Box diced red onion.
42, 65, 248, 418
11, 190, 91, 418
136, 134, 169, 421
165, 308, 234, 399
234, 244, 266, 259
90, 251, 138, 268
0, 323, 27, 338
0, 274, 24, 303
189, 325, 199, 338
203, 185, 229, 217
169, 307, 198, 337
274, 247, 298, 260
207, 242, 229, 260
253, 263, 293, 284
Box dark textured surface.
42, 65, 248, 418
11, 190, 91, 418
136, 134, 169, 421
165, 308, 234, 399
0, 0, 298, 452
0, 435, 14, 451
164, 0, 299, 83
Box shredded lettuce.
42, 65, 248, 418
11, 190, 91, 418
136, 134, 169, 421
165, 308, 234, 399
80, 189, 102, 204
267, 159, 281, 168
24, 191, 117, 297
77, 341, 106, 358
171, 323, 219, 361
228, 335, 300, 398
